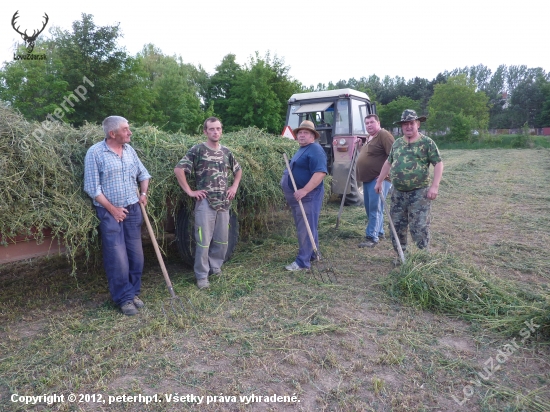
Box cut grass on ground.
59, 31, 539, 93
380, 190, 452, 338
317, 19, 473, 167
1, 148, 550, 411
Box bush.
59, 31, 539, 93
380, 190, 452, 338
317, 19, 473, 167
449, 112, 475, 142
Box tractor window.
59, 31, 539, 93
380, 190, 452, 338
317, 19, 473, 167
287, 105, 301, 129
335, 100, 350, 135
316, 109, 334, 127
352, 99, 367, 135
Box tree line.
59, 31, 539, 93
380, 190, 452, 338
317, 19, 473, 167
1, 14, 549, 140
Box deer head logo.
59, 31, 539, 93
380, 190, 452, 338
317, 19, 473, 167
11, 11, 49, 54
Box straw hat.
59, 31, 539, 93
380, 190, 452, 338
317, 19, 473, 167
293, 120, 320, 139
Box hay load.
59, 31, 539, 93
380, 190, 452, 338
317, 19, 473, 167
0, 105, 299, 270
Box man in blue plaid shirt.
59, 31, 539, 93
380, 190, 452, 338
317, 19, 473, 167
84, 116, 151, 316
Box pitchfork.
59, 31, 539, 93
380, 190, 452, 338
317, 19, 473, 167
283, 154, 337, 283
379, 191, 406, 265
138, 191, 196, 318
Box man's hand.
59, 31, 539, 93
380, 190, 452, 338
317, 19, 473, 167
427, 162, 443, 200
139, 194, 148, 207
427, 185, 439, 200
227, 184, 238, 200
294, 188, 308, 201
110, 206, 129, 222
187, 189, 208, 200
374, 180, 382, 194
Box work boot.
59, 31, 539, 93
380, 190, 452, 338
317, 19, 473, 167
133, 296, 144, 308
120, 301, 138, 316
358, 237, 378, 248
197, 278, 210, 289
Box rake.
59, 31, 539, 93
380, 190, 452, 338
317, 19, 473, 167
283, 154, 337, 283
138, 195, 196, 318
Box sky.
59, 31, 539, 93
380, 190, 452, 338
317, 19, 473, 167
1, 0, 549, 87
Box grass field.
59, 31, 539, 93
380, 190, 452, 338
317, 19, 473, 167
1, 148, 549, 411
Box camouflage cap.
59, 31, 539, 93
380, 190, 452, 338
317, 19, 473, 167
293, 120, 320, 139
394, 109, 427, 124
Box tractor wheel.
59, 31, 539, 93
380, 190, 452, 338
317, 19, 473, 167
175, 205, 239, 268
343, 155, 364, 206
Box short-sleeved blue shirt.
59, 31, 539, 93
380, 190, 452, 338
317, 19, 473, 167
288, 142, 328, 190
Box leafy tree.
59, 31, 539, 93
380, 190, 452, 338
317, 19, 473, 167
138, 44, 203, 133
487, 65, 509, 128
206, 54, 242, 127
262, 53, 303, 126
404, 77, 432, 110
427, 74, 490, 140
52, 14, 154, 126
506, 65, 528, 93
226, 53, 285, 133
221, 52, 301, 133
0, 40, 70, 121
538, 81, 550, 127
469, 64, 492, 92
508, 71, 548, 127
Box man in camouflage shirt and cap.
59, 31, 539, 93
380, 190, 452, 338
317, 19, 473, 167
174, 117, 242, 289
374, 110, 443, 260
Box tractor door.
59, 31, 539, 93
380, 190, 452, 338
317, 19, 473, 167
358, 102, 377, 128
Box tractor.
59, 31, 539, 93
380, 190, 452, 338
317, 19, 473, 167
285, 88, 376, 205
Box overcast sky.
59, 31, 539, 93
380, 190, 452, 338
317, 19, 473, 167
2, 0, 549, 87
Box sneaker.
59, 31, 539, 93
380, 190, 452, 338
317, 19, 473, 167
120, 301, 138, 316
133, 296, 144, 308
210, 269, 222, 277
378, 233, 386, 240
197, 278, 210, 289
358, 237, 378, 248
285, 261, 304, 271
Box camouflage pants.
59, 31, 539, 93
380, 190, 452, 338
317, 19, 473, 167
390, 187, 431, 253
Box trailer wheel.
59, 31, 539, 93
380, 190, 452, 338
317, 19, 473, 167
343, 155, 364, 206
175, 205, 239, 268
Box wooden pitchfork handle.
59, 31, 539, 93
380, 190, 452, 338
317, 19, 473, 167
137, 191, 178, 298
378, 191, 406, 264
283, 153, 320, 262
336, 138, 360, 229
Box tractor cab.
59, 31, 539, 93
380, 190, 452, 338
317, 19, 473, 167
285, 88, 376, 205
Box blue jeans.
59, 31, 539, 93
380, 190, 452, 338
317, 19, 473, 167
282, 175, 323, 269
96, 203, 144, 307
363, 179, 391, 242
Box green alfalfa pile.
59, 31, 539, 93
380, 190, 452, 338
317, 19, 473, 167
0, 105, 299, 272
383, 250, 550, 337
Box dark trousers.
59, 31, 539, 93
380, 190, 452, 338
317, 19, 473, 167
390, 187, 431, 252
96, 203, 144, 306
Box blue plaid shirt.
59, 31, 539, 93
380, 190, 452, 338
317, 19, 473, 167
84, 140, 151, 207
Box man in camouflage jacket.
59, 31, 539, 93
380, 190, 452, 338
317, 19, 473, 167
374, 110, 443, 258
174, 117, 242, 289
